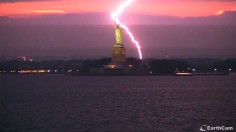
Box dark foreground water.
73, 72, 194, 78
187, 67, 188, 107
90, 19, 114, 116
0, 74, 235, 131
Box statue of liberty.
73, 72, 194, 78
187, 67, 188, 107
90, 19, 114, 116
115, 23, 123, 45
111, 22, 126, 63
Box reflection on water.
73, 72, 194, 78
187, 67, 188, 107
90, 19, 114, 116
1, 74, 236, 131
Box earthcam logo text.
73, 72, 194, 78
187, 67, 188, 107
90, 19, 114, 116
200, 125, 233, 131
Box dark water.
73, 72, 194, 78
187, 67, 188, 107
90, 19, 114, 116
0, 74, 236, 131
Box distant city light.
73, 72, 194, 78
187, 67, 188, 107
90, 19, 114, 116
18, 70, 47, 73
108, 65, 116, 69
38, 70, 46, 73
214, 69, 217, 71
229, 69, 232, 71
128, 65, 133, 68
192, 68, 196, 72
175, 73, 192, 75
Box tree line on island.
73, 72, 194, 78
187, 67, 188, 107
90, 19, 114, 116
0, 57, 235, 74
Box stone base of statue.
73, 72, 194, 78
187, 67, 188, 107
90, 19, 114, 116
112, 44, 126, 63
104, 44, 127, 70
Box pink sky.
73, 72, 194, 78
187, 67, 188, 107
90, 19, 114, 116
0, 0, 236, 17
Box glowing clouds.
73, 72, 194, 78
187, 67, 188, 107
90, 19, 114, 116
33, 10, 65, 13
217, 10, 224, 15
216, 8, 236, 16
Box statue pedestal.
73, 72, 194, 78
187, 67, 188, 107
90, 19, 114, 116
112, 44, 126, 63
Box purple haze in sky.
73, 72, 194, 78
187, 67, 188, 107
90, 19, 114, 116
0, 12, 236, 59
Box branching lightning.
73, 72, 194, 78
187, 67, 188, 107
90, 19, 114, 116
111, 0, 142, 59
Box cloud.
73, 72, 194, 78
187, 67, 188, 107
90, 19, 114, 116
0, 11, 236, 25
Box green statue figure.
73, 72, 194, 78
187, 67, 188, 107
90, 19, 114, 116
115, 23, 123, 45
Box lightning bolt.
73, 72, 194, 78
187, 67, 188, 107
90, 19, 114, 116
111, 0, 142, 60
